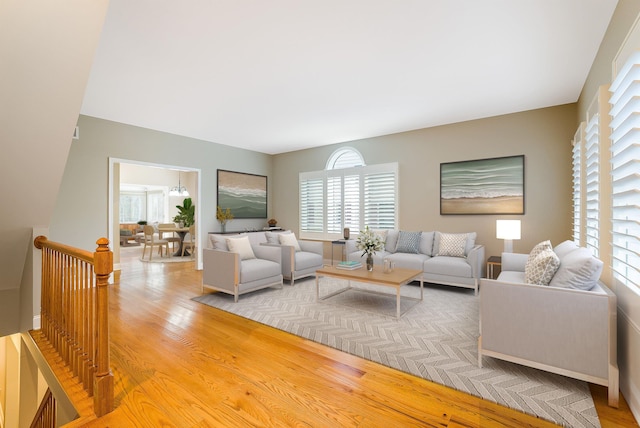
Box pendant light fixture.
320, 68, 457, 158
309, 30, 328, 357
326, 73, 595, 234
169, 171, 189, 196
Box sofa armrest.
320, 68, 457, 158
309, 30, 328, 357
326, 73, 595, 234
466, 245, 485, 279
501, 252, 528, 272
299, 239, 323, 255
203, 248, 239, 288
253, 245, 282, 264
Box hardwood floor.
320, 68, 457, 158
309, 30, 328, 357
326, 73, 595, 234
81, 248, 637, 427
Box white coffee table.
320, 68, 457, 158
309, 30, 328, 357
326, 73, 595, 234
315, 265, 423, 319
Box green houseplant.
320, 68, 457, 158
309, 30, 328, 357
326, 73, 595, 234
173, 197, 195, 227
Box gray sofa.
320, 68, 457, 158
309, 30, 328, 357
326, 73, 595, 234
345, 230, 484, 294
478, 240, 619, 407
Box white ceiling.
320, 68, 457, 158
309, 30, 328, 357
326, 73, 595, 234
80, 0, 618, 155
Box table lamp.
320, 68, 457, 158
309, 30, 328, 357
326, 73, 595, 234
496, 220, 521, 253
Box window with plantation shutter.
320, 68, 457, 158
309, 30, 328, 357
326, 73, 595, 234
299, 174, 324, 233
572, 124, 584, 245
299, 148, 397, 240
585, 113, 600, 257
609, 50, 640, 292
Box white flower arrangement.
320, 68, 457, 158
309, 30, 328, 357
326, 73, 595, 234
356, 226, 385, 256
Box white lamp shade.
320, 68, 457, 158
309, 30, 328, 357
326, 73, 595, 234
496, 220, 521, 240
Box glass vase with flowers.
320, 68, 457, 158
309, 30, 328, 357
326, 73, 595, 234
356, 226, 385, 271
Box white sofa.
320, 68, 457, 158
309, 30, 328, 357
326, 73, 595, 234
478, 240, 619, 407
345, 230, 485, 294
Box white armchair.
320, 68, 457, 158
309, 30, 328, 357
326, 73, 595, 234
264, 231, 324, 285
203, 235, 283, 302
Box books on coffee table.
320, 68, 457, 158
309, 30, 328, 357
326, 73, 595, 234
336, 261, 362, 270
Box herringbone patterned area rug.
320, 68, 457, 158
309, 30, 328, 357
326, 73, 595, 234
193, 278, 600, 428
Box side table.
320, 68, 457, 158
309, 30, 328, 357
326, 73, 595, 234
331, 240, 347, 265
487, 256, 502, 279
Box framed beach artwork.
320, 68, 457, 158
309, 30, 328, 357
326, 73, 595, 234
440, 155, 524, 215
217, 170, 267, 219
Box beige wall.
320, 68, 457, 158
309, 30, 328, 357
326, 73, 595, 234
272, 104, 576, 260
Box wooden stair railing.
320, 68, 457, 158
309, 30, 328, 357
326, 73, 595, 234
33, 236, 114, 418
30, 388, 56, 428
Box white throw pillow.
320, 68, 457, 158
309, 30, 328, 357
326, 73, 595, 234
553, 240, 579, 260
226, 236, 256, 260
525, 248, 560, 285
437, 233, 468, 257
210, 234, 229, 251
279, 232, 301, 251
266, 230, 291, 244
549, 247, 603, 291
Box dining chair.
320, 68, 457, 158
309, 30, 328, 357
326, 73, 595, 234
181, 224, 196, 258
158, 223, 181, 252
141, 225, 169, 261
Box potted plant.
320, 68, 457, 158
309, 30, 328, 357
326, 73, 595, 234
173, 197, 195, 227
216, 206, 233, 232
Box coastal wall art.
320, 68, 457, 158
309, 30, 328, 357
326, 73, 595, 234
217, 169, 267, 218
440, 155, 524, 215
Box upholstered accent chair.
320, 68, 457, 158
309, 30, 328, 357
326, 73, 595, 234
203, 234, 283, 302
263, 231, 324, 285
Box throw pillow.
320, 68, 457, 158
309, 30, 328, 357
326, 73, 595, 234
525, 240, 553, 274
549, 247, 603, 291
266, 230, 291, 244
524, 248, 560, 285
372, 229, 388, 243
279, 232, 301, 252
437, 233, 468, 257
225, 236, 256, 260
210, 234, 229, 251
395, 231, 422, 254
553, 240, 579, 260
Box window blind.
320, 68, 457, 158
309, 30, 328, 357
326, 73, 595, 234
572, 124, 584, 245
609, 51, 640, 291
299, 174, 324, 234
585, 114, 600, 257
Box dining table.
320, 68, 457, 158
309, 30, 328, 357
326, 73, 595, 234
157, 225, 190, 257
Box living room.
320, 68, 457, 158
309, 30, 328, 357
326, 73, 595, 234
2, 1, 640, 426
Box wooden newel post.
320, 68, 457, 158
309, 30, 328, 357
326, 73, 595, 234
93, 237, 114, 416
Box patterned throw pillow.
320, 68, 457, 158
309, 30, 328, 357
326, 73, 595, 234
525, 240, 553, 274
437, 233, 468, 257
525, 248, 560, 285
395, 231, 422, 253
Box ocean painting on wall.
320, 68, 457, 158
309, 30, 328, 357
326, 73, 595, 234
217, 170, 267, 218
440, 155, 524, 215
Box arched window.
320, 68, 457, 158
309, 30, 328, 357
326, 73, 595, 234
326, 147, 365, 170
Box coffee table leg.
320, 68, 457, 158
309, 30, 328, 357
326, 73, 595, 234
315, 274, 319, 301
396, 287, 401, 319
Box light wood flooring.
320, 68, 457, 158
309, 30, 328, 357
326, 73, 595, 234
79, 247, 637, 427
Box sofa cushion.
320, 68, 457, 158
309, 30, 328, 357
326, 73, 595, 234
240, 258, 281, 283
226, 236, 256, 260
497, 270, 526, 283
279, 232, 301, 251
549, 247, 603, 291
294, 251, 323, 271
525, 248, 560, 285
433, 232, 477, 256
386, 252, 429, 271
424, 256, 472, 278
395, 231, 422, 253
210, 234, 229, 251
419, 231, 435, 256
553, 240, 579, 260
385, 230, 400, 253
437, 233, 468, 257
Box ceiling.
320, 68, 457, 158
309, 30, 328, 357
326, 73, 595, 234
80, 0, 618, 155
